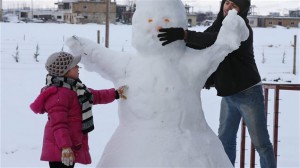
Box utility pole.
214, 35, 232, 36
293, 35, 297, 75
105, 0, 110, 48
31, 0, 33, 19
0, 0, 2, 22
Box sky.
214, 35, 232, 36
1, 0, 300, 16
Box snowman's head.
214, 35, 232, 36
132, 0, 188, 56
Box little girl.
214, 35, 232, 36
30, 51, 127, 168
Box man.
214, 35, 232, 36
157, 0, 276, 167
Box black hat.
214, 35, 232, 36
230, 0, 250, 12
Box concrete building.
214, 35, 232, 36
259, 17, 300, 28
18, 9, 64, 22
289, 10, 300, 17
58, 0, 116, 24
247, 15, 300, 28
185, 4, 197, 27
248, 15, 259, 27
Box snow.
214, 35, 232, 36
1, 10, 300, 168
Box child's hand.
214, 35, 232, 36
61, 147, 75, 166
117, 85, 128, 100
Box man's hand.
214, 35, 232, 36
61, 147, 75, 166
117, 85, 129, 100
157, 28, 185, 46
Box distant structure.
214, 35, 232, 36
262, 16, 299, 28
0, 0, 2, 21
289, 9, 300, 17
18, 8, 63, 23
184, 4, 197, 27
1, 1, 299, 27
116, 4, 127, 23
56, 0, 116, 24
116, 1, 135, 24
268, 12, 281, 17
196, 12, 216, 26
248, 9, 300, 28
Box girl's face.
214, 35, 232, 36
223, 0, 240, 17
65, 65, 80, 79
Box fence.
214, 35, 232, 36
239, 83, 300, 168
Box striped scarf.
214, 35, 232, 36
46, 74, 94, 134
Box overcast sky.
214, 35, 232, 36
2, 0, 300, 16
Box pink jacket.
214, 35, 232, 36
30, 86, 116, 164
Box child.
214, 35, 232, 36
30, 51, 128, 168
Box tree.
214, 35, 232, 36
34, 43, 40, 62
12, 44, 19, 63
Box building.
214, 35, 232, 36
116, 3, 135, 24
262, 17, 300, 28
248, 15, 300, 28
185, 4, 197, 27
248, 15, 259, 27
57, 0, 117, 24
289, 10, 300, 17
18, 9, 63, 22
247, 9, 300, 28
116, 4, 126, 22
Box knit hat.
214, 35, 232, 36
230, 0, 250, 13
45, 51, 81, 76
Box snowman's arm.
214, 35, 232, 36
66, 36, 130, 82
184, 10, 249, 79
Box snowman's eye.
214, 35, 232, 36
164, 19, 170, 23
148, 19, 153, 23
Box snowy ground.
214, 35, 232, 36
1, 22, 299, 168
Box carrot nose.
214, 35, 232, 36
157, 26, 162, 31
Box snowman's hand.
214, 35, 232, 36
66, 36, 87, 57
117, 85, 128, 100
215, 9, 249, 50
223, 9, 249, 42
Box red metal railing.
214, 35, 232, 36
239, 83, 300, 168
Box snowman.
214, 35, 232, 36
66, 0, 249, 167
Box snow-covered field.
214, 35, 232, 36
1, 22, 299, 167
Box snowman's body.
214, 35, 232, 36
67, 0, 249, 167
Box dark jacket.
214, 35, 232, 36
185, 0, 261, 97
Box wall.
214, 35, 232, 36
264, 17, 300, 28
69, 1, 116, 24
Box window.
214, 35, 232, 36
63, 3, 70, 9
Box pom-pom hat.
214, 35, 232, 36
45, 51, 81, 76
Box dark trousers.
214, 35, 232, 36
49, 162, 75, 168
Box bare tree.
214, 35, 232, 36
34, 43, 40, 62
282, 50, 286, 64
262, 48, 265, 64
12, 44, 19, 63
